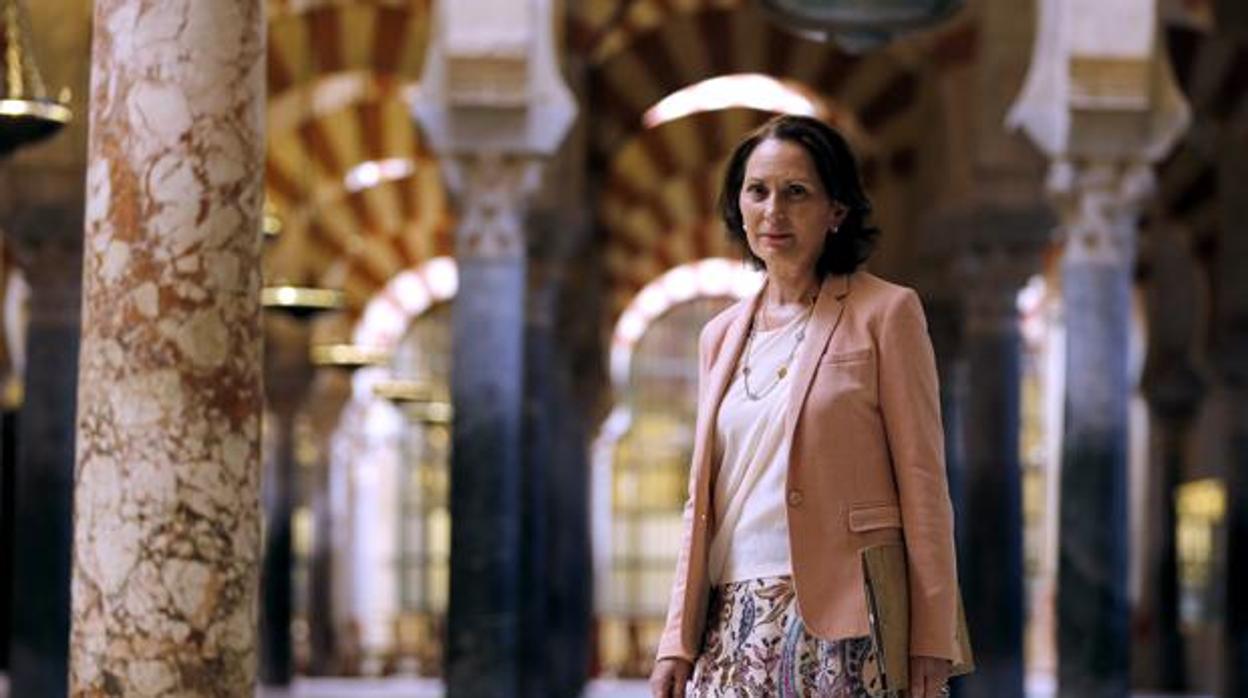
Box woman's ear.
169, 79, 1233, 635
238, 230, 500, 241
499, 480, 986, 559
829, 201, 849, 231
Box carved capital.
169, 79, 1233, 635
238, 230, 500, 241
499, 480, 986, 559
264, 314, 315, 417
1048, 160, 1153, 267
922, 200, 1053, 334
446, 153, 540, 261
0, 164, 85, 254
957, 246, 1047, 335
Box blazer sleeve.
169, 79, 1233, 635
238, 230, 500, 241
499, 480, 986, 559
655, 320, 717, 663
876, 288, 961, 661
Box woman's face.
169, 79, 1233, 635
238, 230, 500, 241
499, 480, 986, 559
738, 137, 846, 276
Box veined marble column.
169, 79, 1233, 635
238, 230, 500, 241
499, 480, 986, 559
956, 217, 1048, 698
1050, 163, 1151, 698
1218, 127, 1248, 698
69, 2, 266, 696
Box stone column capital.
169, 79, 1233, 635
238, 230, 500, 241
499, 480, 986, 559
1046, 160, 1155, 267
443, 153, 541, 261
264, 314, 315, 417
924, 200, 1054, 334
0, 164, 85, 264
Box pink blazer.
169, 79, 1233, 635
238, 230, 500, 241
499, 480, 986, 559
656, 271, 966, 665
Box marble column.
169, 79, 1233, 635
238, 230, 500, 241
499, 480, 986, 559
69, 2, 266, 696
1050, 163, 1151, 698
0, 171, 84, 698
412, 1, 576, 692
521, 205, 593, 697
443, 153, 531, 695
260, 315, 314, 685
1217, 127, 1248, 698
1136, 223, 1202, 692
955, 222, 1047, 698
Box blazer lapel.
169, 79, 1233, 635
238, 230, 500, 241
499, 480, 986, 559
783, 273, 851, 443
691, 288, 760, 481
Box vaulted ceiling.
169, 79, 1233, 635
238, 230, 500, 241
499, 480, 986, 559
262, 0, 975, 328
264, 0, 450, 319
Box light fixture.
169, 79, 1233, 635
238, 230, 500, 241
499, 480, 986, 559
642, 74, 819, 129
757, 0, 965, 51
309, 343, 390, 371
373, 379, 453, 424
343, 157, 417, 194
261, 285, 344, 320
262, 201, 283, 239
1, 0, 71, 156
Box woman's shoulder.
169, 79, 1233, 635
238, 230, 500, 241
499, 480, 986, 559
698, 296, 751, 348
849, 270, 917, 301
703, 296, 749, 334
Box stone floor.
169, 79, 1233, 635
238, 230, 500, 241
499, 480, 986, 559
0, 673, 1213, 697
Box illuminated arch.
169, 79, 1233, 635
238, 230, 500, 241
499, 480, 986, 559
591, 258, 762, 624
352, 256, 458, 351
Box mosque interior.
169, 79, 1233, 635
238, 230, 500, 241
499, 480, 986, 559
1, 0, 1247, 696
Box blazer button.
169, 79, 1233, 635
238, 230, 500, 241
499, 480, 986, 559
787, 489, 804, 507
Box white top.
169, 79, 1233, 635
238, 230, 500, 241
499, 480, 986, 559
707, 311, 804, 586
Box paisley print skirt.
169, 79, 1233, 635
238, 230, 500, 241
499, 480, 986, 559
690, 576, 884, 697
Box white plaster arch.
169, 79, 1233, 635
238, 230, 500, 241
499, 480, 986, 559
591, 258, 762, 613
332, 256, 458, 659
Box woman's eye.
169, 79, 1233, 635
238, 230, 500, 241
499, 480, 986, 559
746, 184, 766, 197
787, 184, 807, 197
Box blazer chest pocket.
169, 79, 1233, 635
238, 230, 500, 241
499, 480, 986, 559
821, 347, 874, 365
848, 503, 902, 532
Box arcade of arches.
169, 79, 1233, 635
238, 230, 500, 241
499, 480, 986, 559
0, 0, 1246, 696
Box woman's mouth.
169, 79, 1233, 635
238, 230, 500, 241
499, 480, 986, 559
758, 233, 793, 244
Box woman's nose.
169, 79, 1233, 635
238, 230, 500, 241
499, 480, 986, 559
764, 196, 785, 219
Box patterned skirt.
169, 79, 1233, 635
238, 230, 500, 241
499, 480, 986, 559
690, 576, 884, 697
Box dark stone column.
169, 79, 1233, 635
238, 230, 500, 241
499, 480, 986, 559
1136, 223, 1202, 693
304, 370, 352, 675
444, 155, 530, 697
1217, 128, 1248, 698
1053, 164, 1144, 698
924, 296, 968, 548
0, 407, 14, 673
520, 207, 592, 698
260, 315, 314, 686
955, 218, 1047, 698
0, 179, 83, 698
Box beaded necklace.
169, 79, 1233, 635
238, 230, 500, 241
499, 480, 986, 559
740, 293, 816, 401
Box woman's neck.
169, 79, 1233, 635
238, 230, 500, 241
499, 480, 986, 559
766, 269, 820, 307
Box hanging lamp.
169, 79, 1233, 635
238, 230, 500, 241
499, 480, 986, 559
757, 0, 965, 51
0, 0, 71, 156
309, 343, 390, 371
261, 284, 344, 321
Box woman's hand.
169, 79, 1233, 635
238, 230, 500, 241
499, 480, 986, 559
909, 655, 952, 697
649, 657, 693, 698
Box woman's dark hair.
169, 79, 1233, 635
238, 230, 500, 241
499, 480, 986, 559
719, 114, 879, 276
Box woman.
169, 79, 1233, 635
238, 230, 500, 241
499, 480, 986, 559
649, 115, 968, 698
